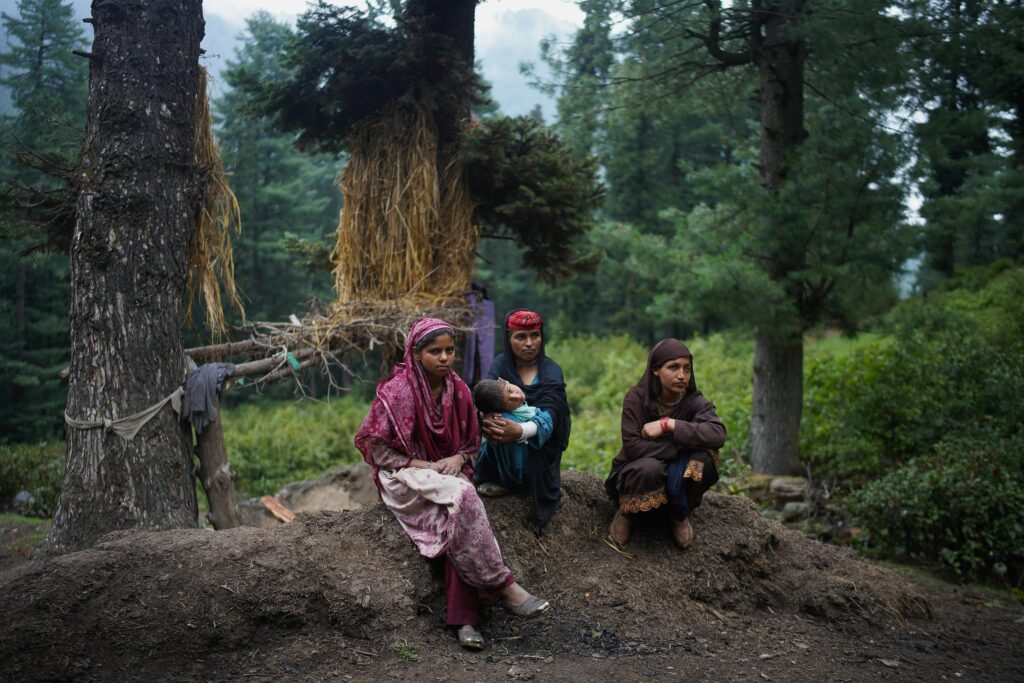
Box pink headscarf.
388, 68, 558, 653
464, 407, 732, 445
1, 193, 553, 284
355, 318, 480, 488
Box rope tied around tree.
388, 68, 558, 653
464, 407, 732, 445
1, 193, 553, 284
64, 386, 185, 441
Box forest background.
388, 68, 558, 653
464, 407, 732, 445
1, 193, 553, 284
1, 0, 1022, 585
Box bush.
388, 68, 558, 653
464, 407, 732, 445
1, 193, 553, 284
221, 397, 369, 498
851, 430, 1024, 578
801, 267, 1024, 483
0, 441, 65, 517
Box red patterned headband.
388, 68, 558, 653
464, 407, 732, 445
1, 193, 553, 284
507, 310, 542, 331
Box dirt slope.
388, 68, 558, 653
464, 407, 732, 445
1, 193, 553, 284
2, 472, 1021, 682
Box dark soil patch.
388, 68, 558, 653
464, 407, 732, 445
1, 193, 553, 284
0, 514, 49, 574
1, 472, 1021, 681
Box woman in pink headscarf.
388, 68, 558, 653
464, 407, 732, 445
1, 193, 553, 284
355, 318, 549, 651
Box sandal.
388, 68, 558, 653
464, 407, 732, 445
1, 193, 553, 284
502, 593, 550, 619
458, 625, 485, 651
477, 481, 509, 497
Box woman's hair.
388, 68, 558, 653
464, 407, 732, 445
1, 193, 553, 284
472, 379, 506, 413
414, 326, 455, 351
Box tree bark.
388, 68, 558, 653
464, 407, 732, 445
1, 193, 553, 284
195, 413, 241, 530
747, 2, 807, 475
750, 335, 804, 475
405, 0, 475, 178
40, 0, 205, 555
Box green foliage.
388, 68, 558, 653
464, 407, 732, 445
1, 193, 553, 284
0, 0, 87, 251
801, 264, 1024, 482
900, 0, 1024, 282
0, 440, 65, 516
221, 398, 369, 497
461, 116, 605, 282
851, 430, 1024, 578
250, 2, 483, 154
0, 0, 84, 442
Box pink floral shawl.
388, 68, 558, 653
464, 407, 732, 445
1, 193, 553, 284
355, 318, 480, 488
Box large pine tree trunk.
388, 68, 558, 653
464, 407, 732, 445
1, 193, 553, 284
40, 0, 205, 555
750, 336, 804, 475
748, 3, 806, 475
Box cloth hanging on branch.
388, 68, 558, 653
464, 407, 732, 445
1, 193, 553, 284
183, 362, 236, 434
65, 386, 185, 441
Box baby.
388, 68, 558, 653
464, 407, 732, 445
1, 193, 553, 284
472, 379, 536, 420
472, 379, 539, 496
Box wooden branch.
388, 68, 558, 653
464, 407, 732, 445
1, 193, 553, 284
72, 50, 98, 61
195, 411, 242, 530
702, 0, 752, 66
185, 338, 270, 362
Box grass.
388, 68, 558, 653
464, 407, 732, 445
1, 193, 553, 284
389, 639, 420, 662
0, 513, 51, 555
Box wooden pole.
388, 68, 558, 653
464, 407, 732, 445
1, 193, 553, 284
194, 402, 242, 530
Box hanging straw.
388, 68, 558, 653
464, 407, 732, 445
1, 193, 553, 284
187, 66, 243, 336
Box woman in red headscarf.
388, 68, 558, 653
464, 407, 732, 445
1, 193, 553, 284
604, 339, 726, 549
478, 310, 571, 534
355, 318, 549, 651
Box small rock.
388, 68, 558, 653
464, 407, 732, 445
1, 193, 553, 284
878, 658, 899, 668
12, 490, 32, 514
780, 502, 810, 521
506, 665, 534, 681
769, 476, 808, 501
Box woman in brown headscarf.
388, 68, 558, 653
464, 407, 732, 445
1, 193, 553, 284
604, 339, 726, 549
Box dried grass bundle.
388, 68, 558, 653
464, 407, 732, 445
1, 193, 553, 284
333, 101, 477, 303
187, 67, 243, 336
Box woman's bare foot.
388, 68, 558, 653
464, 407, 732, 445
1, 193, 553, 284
609, 510, 631, 545
672, 517, 694, 549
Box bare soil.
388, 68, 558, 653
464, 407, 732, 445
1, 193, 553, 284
1, 472, 1021, 682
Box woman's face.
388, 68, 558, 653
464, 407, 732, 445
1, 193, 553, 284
508, 329, 542, 364
654, 356, 692, 396
415, 333, 456, 381
502, 380, 526, 410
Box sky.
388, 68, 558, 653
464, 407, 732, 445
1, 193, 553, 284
202, 0, 585, 118
0, 1, 584, 118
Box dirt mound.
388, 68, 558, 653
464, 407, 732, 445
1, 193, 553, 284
0, 472, 928, 680
238, 462, 378, 527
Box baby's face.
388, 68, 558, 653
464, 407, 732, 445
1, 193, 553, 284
503, 381, 526, 410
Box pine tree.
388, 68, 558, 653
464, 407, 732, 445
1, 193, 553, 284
0, 0, 87, 442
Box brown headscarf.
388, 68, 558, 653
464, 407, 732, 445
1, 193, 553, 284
632, 338, 701, 419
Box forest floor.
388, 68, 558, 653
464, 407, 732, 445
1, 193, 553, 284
1, 472, 1022, 682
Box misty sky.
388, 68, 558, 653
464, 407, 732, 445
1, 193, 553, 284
0, 0, 583, 117
201, 0, 584, 117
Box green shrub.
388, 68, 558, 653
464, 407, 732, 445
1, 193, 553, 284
221, 397, 369, 498
0, 441, 65, 517
851, 430, 1024, 579
801, 267, 1024, 483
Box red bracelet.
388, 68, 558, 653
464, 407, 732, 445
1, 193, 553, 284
660, 416, 672, 433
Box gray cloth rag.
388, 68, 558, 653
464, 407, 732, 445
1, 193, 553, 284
184, 362, 235, 434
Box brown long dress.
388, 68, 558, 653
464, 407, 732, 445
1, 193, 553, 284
604, 339, 727, 518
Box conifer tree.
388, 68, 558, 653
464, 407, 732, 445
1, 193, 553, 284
0, 0, 86, 442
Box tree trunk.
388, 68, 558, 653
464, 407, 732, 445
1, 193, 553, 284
748, 3, 807, 475
416, 0, 476, 174
750, 335, 804, 475
195, 414, 241, 530
39, 0, 205, 555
